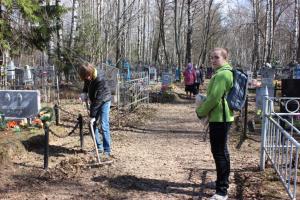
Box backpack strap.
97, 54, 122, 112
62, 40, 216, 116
222, 94, 226, 123
221, 69, 232, 123
219, 67, 233, 122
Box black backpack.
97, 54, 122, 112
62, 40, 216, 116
224, 69, 248, 112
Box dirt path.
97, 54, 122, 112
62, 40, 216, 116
0, 94, 290, 199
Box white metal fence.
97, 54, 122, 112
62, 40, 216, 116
118, 73, 149, 110
260, 87, 300, 199
99, 64, 149, 110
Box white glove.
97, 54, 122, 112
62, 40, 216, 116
90, 118, 96, 125
80, 93, 88, 101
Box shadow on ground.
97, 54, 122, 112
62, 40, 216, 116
92, 174, 211, 198
22, 135, 83, 156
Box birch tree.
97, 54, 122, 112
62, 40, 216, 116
199, 0, 214, 66
174, 0, 185, 78
56, 0, 63, 63
68, 0, 78, 50
293, 0, 299, 62
116, 0, 121, 68
185, 0, 193, 66
252, 0, 260, 71
263, 0, 274, 64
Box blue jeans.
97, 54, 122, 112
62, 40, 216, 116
209, 122, 232, 196
93, 101, 111, 154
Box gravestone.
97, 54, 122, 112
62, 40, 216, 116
247, 70, 253, 87
0, 90, 41, 119
7, 61, 15, 81
98, 64, 119, 104
161, 72, 172, 91
255, 87, 275, 110
122, 61, 131, 81
23, 65, 34, 85
260, 67, 275, 88
149, 66, 157, 84
281, 79, 300, 114
281, 79, 300, 97
256, 67, 275, 110
175, 67, 180, 82
294, 64, 300, 79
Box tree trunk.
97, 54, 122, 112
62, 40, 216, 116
200, 0, 213, 66
159, 0, 169, 66
55, 0, 62, 62
146, 0, 151, 64
252, 0, 260, 72
264, 0, 274, 64
185, 0, 192, 66
115, 0, 121, 68
174, 0, 178, 64
142, 0, 147, 63
293, 0, 299, 62
174, 0, 185, 80
137, 0, 141, 62
97, 0, 102, 63
69, 0, 78, 50
267, 0, 274, 63
121, 0, 127, 63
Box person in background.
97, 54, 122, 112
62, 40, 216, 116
79, 63, 112, 161
206, 66, 214, 79
199, 64, 205, 90
183, 63, 196, 99
196, 48, 234, 200
175, 66, 181, 82
194, 65, 203, 93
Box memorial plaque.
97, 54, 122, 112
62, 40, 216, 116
0, 90, 41, 119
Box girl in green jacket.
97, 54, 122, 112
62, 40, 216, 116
196, 48, 233, 200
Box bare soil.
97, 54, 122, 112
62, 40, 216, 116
0, 84, 291, 200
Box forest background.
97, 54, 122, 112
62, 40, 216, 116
0, 0, 298, 78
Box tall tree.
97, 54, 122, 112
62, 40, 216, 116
121, 0, 127, 62
154, 0, 169, 65
159, 0, 169, 65
115, 0, 121, 68
263, 0, 274, 64
56, 0, 63, 63
142, 0, 147, 62
174, 0, 185, 79
199, 0, 214, 66
185, 0, 192, 66
252, 0, 261, 72
68, 0, 78, 50
293, 0, 299, 62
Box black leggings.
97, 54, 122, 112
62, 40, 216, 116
209, 122, 232, 196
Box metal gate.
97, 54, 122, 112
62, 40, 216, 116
118, 72, 149, 110
260, 87, 300, 200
